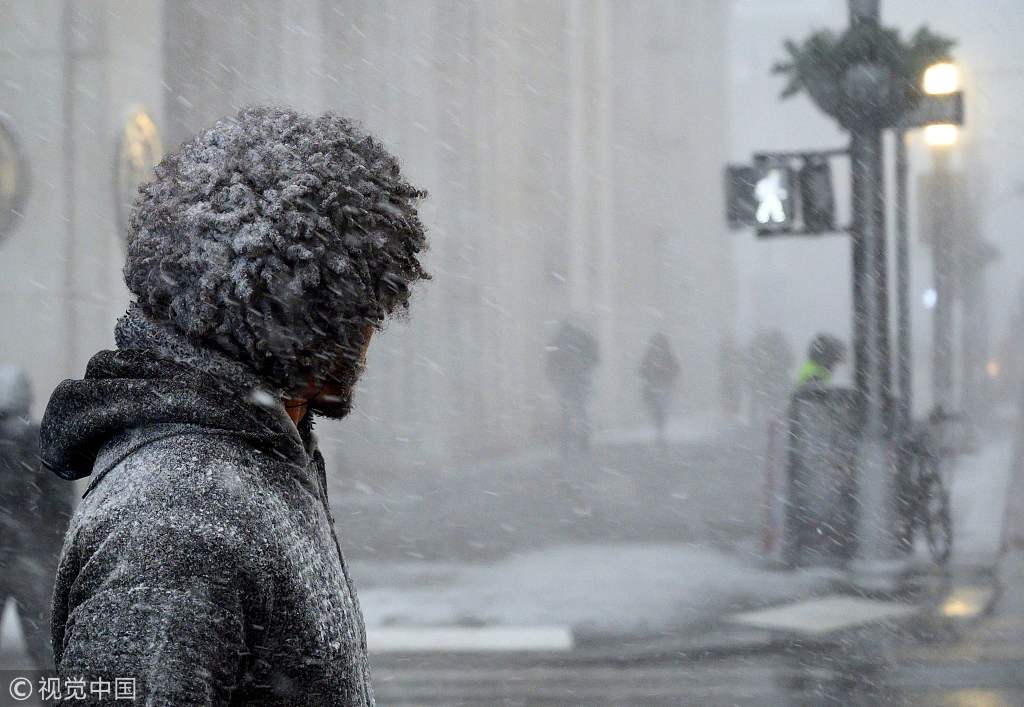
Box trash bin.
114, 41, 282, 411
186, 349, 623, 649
783, 386, 863, 568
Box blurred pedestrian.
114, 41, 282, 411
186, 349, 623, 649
640, 333, 681, 448
0, 365, 72, 671
747, 329, 794, 426
546, 318, 600, 458
797, 333, 846, 386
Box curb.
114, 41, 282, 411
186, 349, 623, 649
369, 561, 1006, 669
369, 625, 785, 669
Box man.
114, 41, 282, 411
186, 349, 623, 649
796, 333, 846, 386
0, 366, 72, 671
39, 107, 429, 705
545, 318, 600, 458
639, 332, 681, 448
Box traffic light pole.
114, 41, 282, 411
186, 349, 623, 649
848, 0, 903, 587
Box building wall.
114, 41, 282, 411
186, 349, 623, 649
0, 0, 732, 475
0, 0, 161, 415
605, 0, 732, 422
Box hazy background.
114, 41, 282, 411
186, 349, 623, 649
0, 0, 1020, 555
0, 0, 732, 469
730, 0, 1024, 402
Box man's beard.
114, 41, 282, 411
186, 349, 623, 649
307, 360, 363, 420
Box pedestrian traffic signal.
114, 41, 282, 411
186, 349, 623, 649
724, 152, 840, 237
725, 162, 796, 233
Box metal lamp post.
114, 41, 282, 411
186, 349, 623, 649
724, 0, 964, 582
923, 63, 961, 413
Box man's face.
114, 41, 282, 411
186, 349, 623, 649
307, 327, 374, 419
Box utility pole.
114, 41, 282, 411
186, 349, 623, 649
847, 0, 902, 586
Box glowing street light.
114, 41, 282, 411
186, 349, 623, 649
924, 123, 959, 147
923, 62, 959, 96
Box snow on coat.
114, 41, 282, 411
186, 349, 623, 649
39, 307, 374, 706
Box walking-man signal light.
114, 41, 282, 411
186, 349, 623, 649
755, 168, 790, 225
752, 162, 796, 235
725, 163, 795, 233
725, 153, 839, 237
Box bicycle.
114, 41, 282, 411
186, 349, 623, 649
896, 408, 964, 566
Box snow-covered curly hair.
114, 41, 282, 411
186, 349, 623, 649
124, 105, 429, 394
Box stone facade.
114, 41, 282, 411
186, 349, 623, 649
0, 0, 731, 473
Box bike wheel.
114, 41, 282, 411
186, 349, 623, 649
922, 461, 953, 565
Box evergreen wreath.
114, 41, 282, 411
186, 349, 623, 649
773, 23, 955, 129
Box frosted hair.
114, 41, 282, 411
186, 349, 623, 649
124, 106, 429, 393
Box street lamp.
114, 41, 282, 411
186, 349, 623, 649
895, 60, 962, 432
921, 60, 960, 414
923, 61, 960, 147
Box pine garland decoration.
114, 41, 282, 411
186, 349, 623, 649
773, 24, 955, 128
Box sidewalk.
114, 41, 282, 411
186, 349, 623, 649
360, 430, 1019, 658
723, 431, 1019, 650
357, 543, 838, 653
336, 413, 756, 562
340, 411, 740, 492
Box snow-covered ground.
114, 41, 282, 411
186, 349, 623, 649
356, 430, 1019, 642
355, 543, 835, 638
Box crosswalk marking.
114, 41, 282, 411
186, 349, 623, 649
728, 595, 919, 635
369, 625, 574, 653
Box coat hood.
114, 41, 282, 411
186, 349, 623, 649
40, 305, 311, 481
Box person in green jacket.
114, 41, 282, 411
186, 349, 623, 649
797, 333, 846, 386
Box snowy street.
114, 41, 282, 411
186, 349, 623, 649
357, 543, 836, 643
367, 430, 1024, 704
354, 421, 1021, 704
335, 414, 761, 562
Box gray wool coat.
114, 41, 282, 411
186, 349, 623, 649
40, 308, 374, 706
